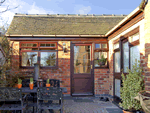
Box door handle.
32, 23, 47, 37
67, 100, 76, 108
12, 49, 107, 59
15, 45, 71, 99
91, 65, 92, 69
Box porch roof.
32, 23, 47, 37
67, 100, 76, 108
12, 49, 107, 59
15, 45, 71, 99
6, 14, 126, 36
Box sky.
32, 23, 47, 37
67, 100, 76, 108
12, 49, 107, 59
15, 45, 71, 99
0, 0, 142, 29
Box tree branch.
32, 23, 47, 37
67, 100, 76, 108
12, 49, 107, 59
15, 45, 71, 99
0, 5, 19, 13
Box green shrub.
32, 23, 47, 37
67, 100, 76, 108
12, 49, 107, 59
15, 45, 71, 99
119, 60, 145, 111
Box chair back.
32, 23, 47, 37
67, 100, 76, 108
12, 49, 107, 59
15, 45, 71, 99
37, 87, 62, 100
22, 79, 37, 87
43, 79, 60, 87
0, 87, 22, 101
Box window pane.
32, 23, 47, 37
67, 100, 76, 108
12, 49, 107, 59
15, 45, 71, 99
115, 52, 120, 72
40, 44, 45, 47
40, 52, 56, 66
51, 44, 56, 47
123, 42, 129, 72
94, 52, 107, 67
130, 45, 140, 70
95, 44, 101, 48
22, 52, 38, 66
102, 44, 107, 48
46, 44, 50, 47
114, 42, 119, 49
115, 79, 120, 97
21, 43, 37, 47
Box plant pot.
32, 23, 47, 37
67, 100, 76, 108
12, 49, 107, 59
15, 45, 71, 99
99, 61, 105, 66
46, 84, 50, 90
18, 84, 22, 89
122, 110, 133, 113
29, 83, 34, 90
46, 84, 50, 87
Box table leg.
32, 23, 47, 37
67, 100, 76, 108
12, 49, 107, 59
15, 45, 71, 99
33, 93, 34, 113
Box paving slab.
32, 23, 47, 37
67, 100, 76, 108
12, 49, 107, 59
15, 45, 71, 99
23, 96, 122, 113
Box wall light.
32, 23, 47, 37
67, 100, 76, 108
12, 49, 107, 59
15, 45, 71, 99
63, 43, 67, 53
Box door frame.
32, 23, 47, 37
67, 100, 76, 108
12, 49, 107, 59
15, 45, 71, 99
70, 42, 94, 96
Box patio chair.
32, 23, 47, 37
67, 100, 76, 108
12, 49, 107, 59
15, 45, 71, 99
37, 87, 63, 113
0, 87, 28, 113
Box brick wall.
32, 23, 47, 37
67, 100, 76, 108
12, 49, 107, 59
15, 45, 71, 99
94, 69, 110, 95
143, 1, 150, 90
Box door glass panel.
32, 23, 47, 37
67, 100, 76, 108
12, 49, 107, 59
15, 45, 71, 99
115, 52, 120, 72
74, 46, 91, 74
130, 45, 140, 70
115, 79, 120, 97
123, 42, 129, 72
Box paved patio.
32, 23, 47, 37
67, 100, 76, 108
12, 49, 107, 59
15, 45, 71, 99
25, 96, 123, 113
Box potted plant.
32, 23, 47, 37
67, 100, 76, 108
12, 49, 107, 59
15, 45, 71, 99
119, 60, 145, 113
18, 78, 22, 89
29, 78, 34, 90
97, 54, 106, 66
46, 79, 50, 87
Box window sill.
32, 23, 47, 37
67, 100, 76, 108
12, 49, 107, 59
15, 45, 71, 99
94, 66, 109, 69
20, 66, 58, 69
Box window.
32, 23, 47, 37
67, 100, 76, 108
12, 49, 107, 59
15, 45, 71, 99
20, 42, 58, 68
40, 52, 56, 66
115, 79, 120, 97
123, 42, 129, 72
129, 33, 139, 42
130, 45, 140, 70
94, 42, 108, 68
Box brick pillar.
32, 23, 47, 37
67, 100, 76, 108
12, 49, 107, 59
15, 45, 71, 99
144, 1, 150, 90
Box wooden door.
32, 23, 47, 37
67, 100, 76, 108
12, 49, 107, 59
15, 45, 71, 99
71, 43, 94, 96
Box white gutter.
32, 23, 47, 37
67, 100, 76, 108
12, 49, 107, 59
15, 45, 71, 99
105, 7, 141, 37
5, 34, 105, 37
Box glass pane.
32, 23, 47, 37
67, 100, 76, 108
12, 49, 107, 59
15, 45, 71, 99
130, 45, 140, 70
51, 44, 55, 47
102, 44, 107, 48
74, 45, 91, 74
74, 59, 90, 67
94, 60, 99, 67
74, 46, 90, 53
115, 52, 120, 72
115, 79, 120, 97
22, 52, 38, 66
123, 42, 129, 72
40, 52, 56, 66
74, 52, 90, 60
27, 44, 32, 47
95, 44, 101, 48
21, 44, 26, 47
94, 52, 107, 59
74, 66, 90, 73
114, 42, 119, 49
33, 44, 37, 47
40, 44, 45, 47
46, 44, 50, 47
